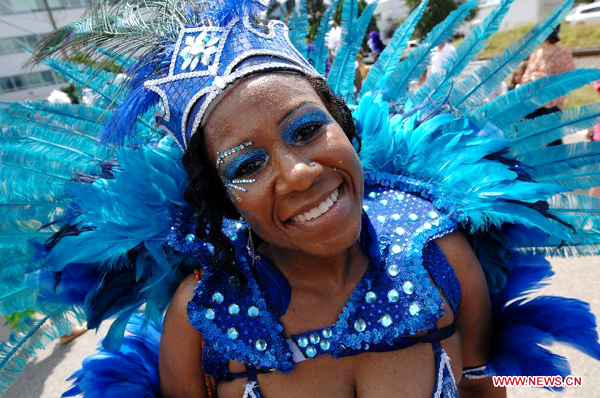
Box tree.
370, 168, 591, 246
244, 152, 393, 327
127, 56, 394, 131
405, 0, 477, 40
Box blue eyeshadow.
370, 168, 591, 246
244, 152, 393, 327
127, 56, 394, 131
223, 148, 268, 181
281, 109, 332, 144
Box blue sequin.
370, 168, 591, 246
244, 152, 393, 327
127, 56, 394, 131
409, 303, 420, 316
228, 303, 240, 315
255, 339, 267, 351
376, 216, 386, 223
205, 308, 215, 320
391, 245, 401, 254
227, 327, 239, 339
387, 289, 399, 302
391, 213, 401, 221
211, 292, 224, 304
248, 306, 260, 317
381, 314, 393, 328
365, 291, 377, 304
185, 233, 196, 243
408, 213, 418, 221
354, 319, 367, 332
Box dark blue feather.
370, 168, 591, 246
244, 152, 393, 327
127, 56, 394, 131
63, 314, 160, 398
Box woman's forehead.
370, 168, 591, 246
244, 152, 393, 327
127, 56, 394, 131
202, 74, 323, 149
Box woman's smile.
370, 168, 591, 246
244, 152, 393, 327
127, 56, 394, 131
290, 185, 340, 223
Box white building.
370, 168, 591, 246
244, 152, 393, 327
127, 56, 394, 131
469, 0, 563, 32
0, 0, 89, 101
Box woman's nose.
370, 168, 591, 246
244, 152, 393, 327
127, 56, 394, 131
274, 154, 323, 196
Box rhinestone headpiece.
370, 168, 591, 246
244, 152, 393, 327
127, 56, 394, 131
144, 15, 319, 150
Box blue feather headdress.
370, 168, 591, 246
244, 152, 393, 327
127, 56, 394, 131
35, 0, 319, 150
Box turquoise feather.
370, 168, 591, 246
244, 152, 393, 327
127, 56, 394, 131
473, 69, 600, 128
382, 0, 478, 104
535, 164, 600, 190
1, 101, 109, 131
307, 0, 340, 75
506, 103, 600, 154
518, 141, 600, 179
288, 0, 309, 58
354, 93, 571, 241
412, 0, 514, 104
449, 0, 574, 112
359, 0, 428, 96
0, 141, 101, 179
0, 306, 82, 392
328, 0, 379, 101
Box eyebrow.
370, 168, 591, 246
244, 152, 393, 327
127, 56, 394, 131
278, 101, 321, 128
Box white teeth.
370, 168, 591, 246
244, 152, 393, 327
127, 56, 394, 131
293, 188, 340, 223
309, 207, 321, 219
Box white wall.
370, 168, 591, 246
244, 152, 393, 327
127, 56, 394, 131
468, 0, 564, 32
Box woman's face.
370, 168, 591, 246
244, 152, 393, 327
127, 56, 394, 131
203, 73, 364, 258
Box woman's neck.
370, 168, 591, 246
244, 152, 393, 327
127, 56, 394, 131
260, 241, 368, 294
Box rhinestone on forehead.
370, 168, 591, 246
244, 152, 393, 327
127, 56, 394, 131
143, 17, 319, 151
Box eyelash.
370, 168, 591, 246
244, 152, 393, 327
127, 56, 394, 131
291, 122, 325, 144
234, 158, 265, 178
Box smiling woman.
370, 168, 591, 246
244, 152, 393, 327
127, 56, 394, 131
1, 0, 600, 397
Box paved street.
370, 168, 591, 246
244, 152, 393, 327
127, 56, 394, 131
0, 254, 598, 397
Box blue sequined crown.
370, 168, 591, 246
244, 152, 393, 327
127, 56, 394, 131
144, 16, 319, 150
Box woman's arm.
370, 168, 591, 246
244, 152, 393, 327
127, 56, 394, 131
435, 231, 506, 398
160, 274, 210, 398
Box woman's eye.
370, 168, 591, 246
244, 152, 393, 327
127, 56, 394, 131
293, 123, 322, 144
235, 159, 264, 178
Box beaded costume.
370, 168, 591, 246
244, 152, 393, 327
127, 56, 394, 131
1, 0, 600, 396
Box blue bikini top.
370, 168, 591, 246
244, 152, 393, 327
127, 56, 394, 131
185, 173, 462, 379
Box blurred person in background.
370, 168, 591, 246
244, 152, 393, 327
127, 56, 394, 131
522, 25, 576, 145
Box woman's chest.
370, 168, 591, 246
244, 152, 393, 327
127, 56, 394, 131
218, 332, 462, 398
